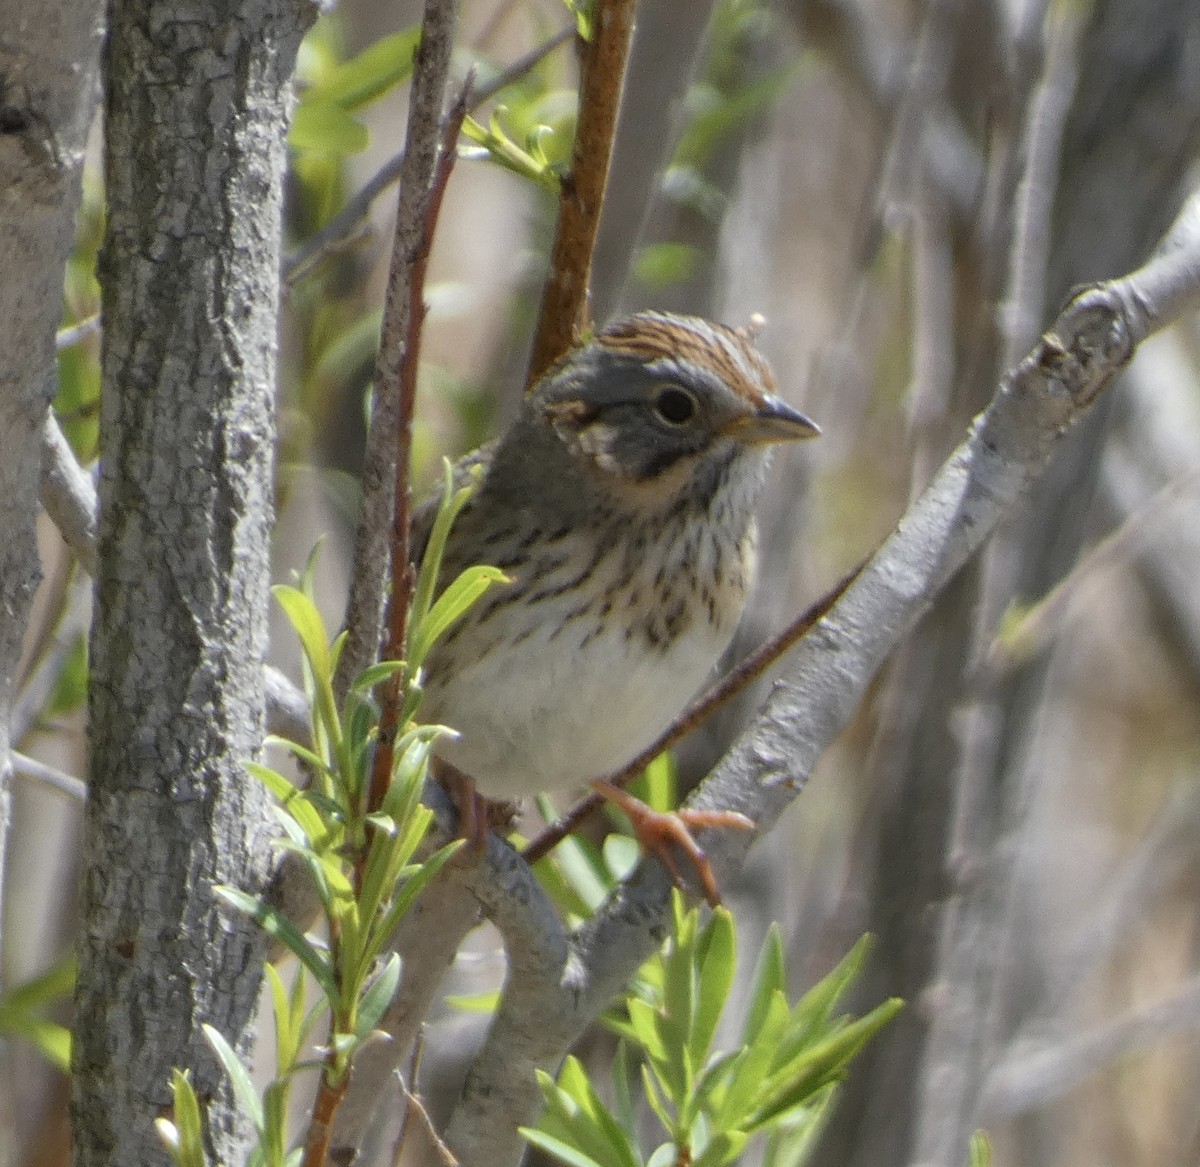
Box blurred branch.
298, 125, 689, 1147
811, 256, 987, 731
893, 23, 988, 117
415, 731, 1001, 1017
11, 751, 87, 803
526, 0, 638, 385
282, 25, 573, 285
39, 412, 97, 576
333, 0, 460, 702
441, 183, 1200, 1167
1101, 334, 1200, 679
983, 973, 1200, 1116
999, 4, 1082, 368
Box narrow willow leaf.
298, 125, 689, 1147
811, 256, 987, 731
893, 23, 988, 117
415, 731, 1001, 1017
518, 1130, 603, 1167
349, 659, 408, 693
355, 954, 401, 1039
408, 564, 508, 667
692, 1129, 748, 1167
271, 586, 331, 685
202, 1024, 264, 1132
289, 100, 369, 155
310, 26, 420, 111
214, 886, 338, 1005
692, 908, 735, 1068
743, 923, 786, 1044
159, 1069, 208, 1167
246, 762, 328, 846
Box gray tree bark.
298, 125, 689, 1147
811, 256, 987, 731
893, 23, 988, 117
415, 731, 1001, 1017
0, 0, 103, 978
70, 0, 313, 1163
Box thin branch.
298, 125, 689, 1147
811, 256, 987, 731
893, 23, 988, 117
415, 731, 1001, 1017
525, 0, 638, 386
442, 188, 1200, 1167
302, 4, 461, 1162
998, 3, 1082, 368
282, 26, 573, 285
332, 0, 462, 706
369, 86, 468, 814
40, 410, 97, 576
982, 973, 1200, 1116
11, 751, 87, 802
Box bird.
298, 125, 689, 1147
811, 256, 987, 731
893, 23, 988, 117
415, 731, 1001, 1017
414, 310, 819, 901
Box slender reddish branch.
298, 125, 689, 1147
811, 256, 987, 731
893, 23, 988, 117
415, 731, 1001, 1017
522, 562, 864, 864
333, 0, 461, 704
525, 0, 638, 387
369, 89, 470, 817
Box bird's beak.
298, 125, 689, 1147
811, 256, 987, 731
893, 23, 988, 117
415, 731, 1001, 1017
724, 395, 821, 445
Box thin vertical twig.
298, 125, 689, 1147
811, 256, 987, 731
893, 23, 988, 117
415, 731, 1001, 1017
525, 0, 638, 386
332, 0, 461, 706
369, 88, 469, 815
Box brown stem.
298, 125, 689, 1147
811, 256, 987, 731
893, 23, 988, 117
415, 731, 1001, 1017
300, 1069, 347, 1167
522, 562, 864, 864
525, 0, 638, 387
369, 87, 470, 819
332, 0, 461, 705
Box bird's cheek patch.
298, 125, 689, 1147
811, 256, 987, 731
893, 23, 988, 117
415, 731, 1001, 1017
573, 420, 625, 477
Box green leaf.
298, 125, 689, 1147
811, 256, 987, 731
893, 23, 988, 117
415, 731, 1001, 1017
560, 0, 593, 40
246, 762, 330, 847
519, 1130, 604, 1167
444, 989, 501, 1013
693, 1128, 748, 1167
45, 632, 89, 716
368, 838, 464, 953
203, 1024, 264, 1132
691, 907, 734, 1069
356, 954, 401, 1039
743, 923, 786, 1043
290, 100, 369, 156
158, 1069, 208, 1167
461, 111, 563, 192
350, 659, 408, 693
744, 998, 903, 1132
712, 992, 789, 1130
272, 585, 331, 685
3, 1015, 71, 1071
633, 242, 702, 290
214, 886, 339, 1005
310, 26, 420, 111
970, 1130, 993, 1167
0, 954, 76, 1014
534, 1059, 640, 1167
409, 563, 509, 667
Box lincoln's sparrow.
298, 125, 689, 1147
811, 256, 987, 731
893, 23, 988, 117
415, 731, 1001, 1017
416, 311, 818, 892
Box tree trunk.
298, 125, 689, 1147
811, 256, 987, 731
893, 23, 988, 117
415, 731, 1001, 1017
70, 1, 312, 1163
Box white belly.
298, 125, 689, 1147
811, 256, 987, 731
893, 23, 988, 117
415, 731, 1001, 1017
424, 595, 734, 799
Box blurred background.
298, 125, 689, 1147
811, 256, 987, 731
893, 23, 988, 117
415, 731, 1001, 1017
12, 0, 1200, 1163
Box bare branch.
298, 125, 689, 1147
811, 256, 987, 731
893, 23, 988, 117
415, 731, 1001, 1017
333, 0, 461, 702
526, 0, 638, 385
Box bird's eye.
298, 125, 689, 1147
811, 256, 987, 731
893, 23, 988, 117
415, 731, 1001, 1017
653, 386, 697, 425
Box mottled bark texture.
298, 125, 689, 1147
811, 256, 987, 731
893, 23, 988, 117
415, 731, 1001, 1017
0, 0, 103, 972
71, 1, 312, 1164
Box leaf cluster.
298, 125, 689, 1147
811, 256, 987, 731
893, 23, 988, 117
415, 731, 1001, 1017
158, 467, 502, 1167
525, 894, 902, 1167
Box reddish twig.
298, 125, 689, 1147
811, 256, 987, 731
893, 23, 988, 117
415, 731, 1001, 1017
522, 562, 864, 864
332, 1, 461, 704
525, 0, 638, 387
300, 17, 465, 1167
369, 87, 471, 817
